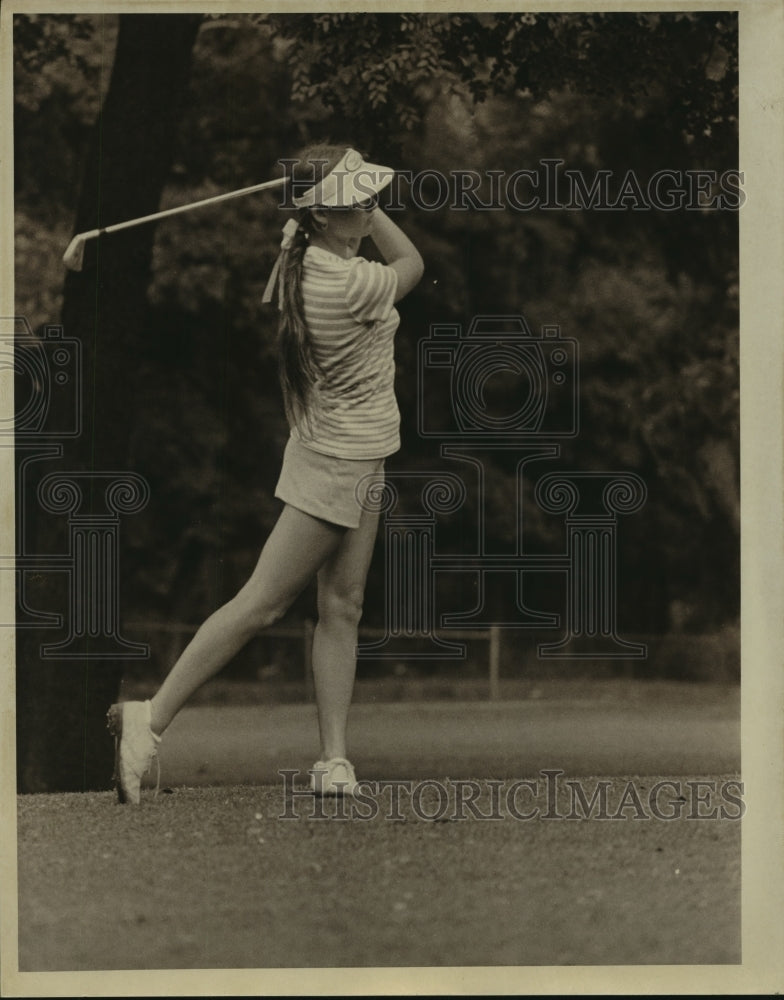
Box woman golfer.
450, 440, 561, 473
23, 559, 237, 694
108, 144, 423, 804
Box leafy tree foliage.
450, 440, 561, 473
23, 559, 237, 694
269, 12, 737, 158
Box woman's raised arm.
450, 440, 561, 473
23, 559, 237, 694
369, 209, 424, 301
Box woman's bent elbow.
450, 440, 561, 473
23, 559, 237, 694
394, 254, 425, 299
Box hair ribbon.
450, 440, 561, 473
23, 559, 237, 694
262, 218, 301, 307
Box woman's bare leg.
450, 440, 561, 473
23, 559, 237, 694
311, 504, 380, 760
149, 505, 345, 734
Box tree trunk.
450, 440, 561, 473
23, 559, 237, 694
17, 13, 202, 793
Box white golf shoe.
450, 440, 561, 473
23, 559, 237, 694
106, 700, 161, 805
310, 757, 358, 796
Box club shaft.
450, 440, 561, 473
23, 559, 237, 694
94, 176, 287, 238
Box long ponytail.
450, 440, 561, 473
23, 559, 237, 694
276, 143, 346, 427
277, 216, 319, 425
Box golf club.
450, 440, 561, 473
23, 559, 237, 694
63, 175, 288, 271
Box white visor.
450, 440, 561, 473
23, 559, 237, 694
291, 148, 394, 208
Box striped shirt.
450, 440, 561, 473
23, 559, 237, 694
292, 245, 401, 459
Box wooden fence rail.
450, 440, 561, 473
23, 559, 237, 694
126, 621, 734, 696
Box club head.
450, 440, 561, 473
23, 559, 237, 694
62, 234, 87, 271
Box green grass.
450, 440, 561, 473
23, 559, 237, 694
17, 777, 740, 970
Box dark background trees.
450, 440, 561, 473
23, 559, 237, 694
13, 12, 739, 790
14, 13, 202, 790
